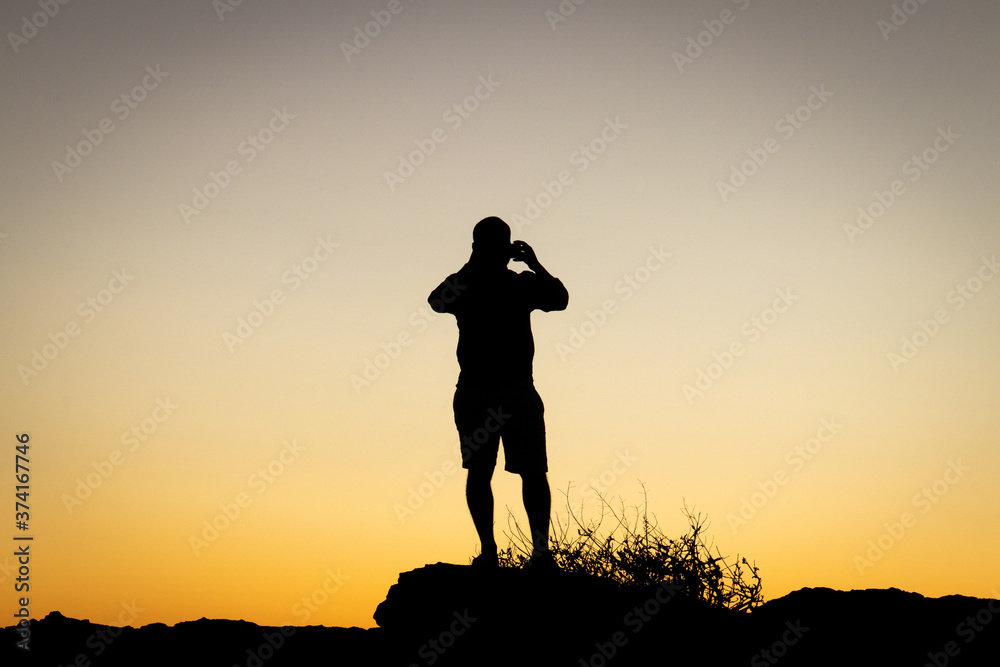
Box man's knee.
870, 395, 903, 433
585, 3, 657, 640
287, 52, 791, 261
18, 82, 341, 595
520, 471, 548, 486
468, 466, 495, 484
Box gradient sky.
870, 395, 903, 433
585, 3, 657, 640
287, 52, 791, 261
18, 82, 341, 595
2, 0, 999, 631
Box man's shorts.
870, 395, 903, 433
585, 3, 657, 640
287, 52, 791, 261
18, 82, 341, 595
453, 382, 547, 474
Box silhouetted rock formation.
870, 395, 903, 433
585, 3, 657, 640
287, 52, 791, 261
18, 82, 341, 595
374, 561, 735, 665
1, 609, 382, 667
745, 586, 1000, 666
4, 565, 998, 666
376, 564, 1000, 665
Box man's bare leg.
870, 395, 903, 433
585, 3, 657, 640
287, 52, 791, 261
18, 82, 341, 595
521, 472, 551, 556
466, 466, 497, 561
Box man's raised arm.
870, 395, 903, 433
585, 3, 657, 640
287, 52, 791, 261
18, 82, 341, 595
512, 241, 568, 312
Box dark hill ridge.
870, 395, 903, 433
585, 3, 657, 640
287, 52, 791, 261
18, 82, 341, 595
3, 563, 998, 666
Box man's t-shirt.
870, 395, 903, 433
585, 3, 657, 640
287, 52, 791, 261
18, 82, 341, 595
430, 266, 568, 390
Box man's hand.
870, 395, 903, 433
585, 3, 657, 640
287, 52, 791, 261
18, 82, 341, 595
510, 240, 540, 270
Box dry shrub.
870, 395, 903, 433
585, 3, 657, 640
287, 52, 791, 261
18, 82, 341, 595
499, 484, 763, 612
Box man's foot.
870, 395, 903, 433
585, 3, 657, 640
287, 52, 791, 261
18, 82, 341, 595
525, 550, 558, 572
470, 551, 498, 569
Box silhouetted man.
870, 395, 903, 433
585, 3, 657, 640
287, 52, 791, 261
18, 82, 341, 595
428, 216, 568, 569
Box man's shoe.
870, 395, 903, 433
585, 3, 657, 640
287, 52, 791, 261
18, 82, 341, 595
471, 551, 498, 569
525, 550, 558, 572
